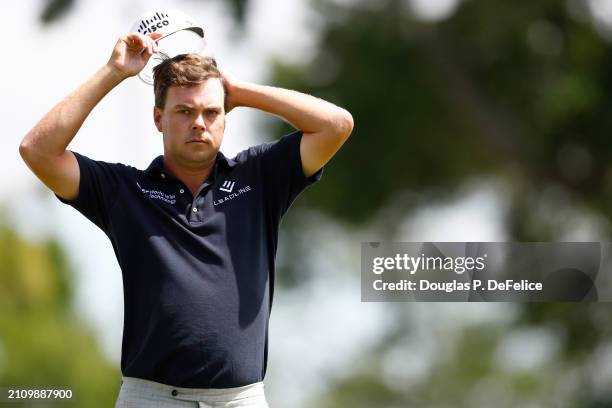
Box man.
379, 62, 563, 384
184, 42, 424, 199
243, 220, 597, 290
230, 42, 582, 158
19, 32, 353, 407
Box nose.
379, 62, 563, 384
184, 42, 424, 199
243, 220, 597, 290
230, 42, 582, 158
192, 113, 206, 131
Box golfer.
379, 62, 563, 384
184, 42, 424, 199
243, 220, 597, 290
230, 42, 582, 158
19, 32, 353, 407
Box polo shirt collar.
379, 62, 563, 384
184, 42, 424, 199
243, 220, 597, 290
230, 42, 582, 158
145, 151, 238, 181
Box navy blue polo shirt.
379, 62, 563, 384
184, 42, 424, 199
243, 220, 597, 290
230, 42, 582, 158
55, 130, 322, 388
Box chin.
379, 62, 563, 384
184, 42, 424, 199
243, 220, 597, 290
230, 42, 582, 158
183, 150, 216, 164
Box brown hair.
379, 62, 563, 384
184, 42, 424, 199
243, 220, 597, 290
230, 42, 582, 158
153, 54, 227, 110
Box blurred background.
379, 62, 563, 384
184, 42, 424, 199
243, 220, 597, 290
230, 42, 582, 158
3, 0, 612, 406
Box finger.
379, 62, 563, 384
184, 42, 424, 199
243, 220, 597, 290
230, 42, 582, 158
124, 33, 147, 50
146, 33, 161, 53
138, 41, 152, 57
122, 35, 141, 50
140, 36, 153, 55
142, 36, 153, 55
148, 37, 158, 54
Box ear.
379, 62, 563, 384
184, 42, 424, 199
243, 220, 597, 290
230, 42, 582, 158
153, 106, 163, 132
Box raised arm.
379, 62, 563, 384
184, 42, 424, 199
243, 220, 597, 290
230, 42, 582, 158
19, 33, 160, 200
225, 75, 354, 177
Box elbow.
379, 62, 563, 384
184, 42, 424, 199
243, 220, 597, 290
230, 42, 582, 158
19, 137, 42, 165
333, 108, 354, 140
19, 139, 32, 161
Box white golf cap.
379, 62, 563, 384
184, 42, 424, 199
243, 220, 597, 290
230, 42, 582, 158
129, 9, 207, 85
130, 9, 204, 39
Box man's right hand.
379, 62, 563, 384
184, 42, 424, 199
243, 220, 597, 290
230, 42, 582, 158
106, 33, 161, 80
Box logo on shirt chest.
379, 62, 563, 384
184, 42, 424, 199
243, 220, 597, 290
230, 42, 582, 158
213, 181, 252, 206
136, 182, 176, 205
219, 180, 235, 193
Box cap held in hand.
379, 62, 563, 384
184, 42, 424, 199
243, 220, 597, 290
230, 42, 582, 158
129, 9, 207, 85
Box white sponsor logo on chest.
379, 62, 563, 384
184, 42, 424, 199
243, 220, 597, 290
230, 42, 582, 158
214, 182, 252, 206
137, 182, 176, 205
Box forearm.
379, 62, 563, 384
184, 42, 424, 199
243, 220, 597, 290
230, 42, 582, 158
20, 64, 125, 158
229, 82, 352, 135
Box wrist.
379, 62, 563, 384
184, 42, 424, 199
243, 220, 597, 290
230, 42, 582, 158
102, 63, 131, 84
226, 80, 256, 109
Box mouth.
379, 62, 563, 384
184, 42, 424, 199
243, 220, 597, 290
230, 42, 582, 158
186, 139, 209, 144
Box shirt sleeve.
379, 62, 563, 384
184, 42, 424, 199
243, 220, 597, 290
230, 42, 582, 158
54, 151, 123, 233
254, 130, 323, 219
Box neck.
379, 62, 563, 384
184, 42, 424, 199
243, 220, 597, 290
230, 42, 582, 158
162, 154, 216, 195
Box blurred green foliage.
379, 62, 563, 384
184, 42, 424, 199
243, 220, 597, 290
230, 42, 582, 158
307, 305, 612, 407
272, 0, 612, 237
39, 0, 249, 27
266, 0, 612, 406
0, 222, 120, 407
40, 0, 73, 24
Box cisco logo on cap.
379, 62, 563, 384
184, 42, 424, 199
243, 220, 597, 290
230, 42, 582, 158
137, 12, 171, 35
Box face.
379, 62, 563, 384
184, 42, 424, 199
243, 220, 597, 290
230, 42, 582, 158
154, 78, 226, 171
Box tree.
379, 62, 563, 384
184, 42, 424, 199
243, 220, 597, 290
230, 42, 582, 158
39, 0, 250, 26
0, 218, 120, 407
266, 0, 612, 405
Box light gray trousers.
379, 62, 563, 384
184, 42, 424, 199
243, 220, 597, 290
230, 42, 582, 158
114, 376, 270, 408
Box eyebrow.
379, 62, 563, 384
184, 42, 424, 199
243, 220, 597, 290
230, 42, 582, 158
172, 104, 223, 111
